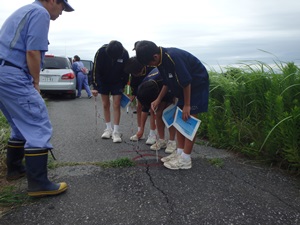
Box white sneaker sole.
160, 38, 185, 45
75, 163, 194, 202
130, 136, 145, 141
101, 135, 112, 139
165, 148, 176, 154
163, 161, 192, 170
161, 155, 177, 163
146, 140, 156, 145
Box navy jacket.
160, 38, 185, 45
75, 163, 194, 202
92, 44, 129, 89
130, 66, 156, 96
157, 47, 209, 112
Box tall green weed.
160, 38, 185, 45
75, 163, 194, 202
201, 62, 300, 172
0, 111, 10, 177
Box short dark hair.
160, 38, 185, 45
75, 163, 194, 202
124, 57, 144, 75
73, 55, 80, 61
106, 40, 124, 60
137, 80, 160, 107
135, 40, 160, 65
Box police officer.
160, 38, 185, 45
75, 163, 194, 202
0, 0, 74, 197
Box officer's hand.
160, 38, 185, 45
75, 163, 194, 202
33, 83, 40, 93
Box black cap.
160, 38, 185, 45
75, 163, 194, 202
132, 41, 140, 51
63, 0, 74, 12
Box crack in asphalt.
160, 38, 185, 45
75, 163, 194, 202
124, 140, 175, 221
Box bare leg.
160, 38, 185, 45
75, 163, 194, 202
164, 103, 176, 141
183, 114, 198, 154
149, 109, 156, 131
168, 125, 176, 141
155, 102, 167, 140
177, 130, 185, 149
101, 94, 110, 123
112, 95, 121, 126
136, 100, 142, 128
137, 111, 148, 139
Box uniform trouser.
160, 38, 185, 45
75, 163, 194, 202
77, 72, 92, 97
0, 66, 53, 149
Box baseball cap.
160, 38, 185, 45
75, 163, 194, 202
132, 41, 140, 51
63, 0, 74, 12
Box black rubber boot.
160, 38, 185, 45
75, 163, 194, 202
25, 148, 68, 197
6, 139, 26, 181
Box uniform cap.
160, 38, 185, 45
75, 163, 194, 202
63, 0, 74, 12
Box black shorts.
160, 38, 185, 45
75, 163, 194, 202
162, 92, 173, 104
177, 82, 209, 114
98, 83, 123, 95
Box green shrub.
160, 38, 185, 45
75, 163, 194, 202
200, 61, 300, 172
0, 112, 10, 176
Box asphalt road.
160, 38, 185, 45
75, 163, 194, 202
0, 92, 300, 225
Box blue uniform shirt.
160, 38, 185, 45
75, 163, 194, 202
142, 67, 162, 83
130, 66, 156, 96
0, 0, 50, 72
138, 67, 174, 112
72, 61, 85, 75
157, 47, 209, 113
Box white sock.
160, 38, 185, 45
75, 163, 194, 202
177, 148, 183, 155
181, 152, 191, 160
113, 125, 119, 133
138, 127, 141, 132
149, 129, 156, 136
106, 122, 112, 130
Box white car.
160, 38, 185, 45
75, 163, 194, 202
40, 55, 77, 99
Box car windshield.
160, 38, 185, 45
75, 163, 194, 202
44, 57, 70, 69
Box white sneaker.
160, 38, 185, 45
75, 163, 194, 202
161, 151, 179, 163
150, 139, 167, 151
112, 132, 122, 143
163, 155, 192, 170
130, 134, 145, 141
165, 140, 177, 153
146, 134, 156, 145
101, 129, 112, 139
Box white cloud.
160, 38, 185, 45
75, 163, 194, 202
1, 0, 300, 70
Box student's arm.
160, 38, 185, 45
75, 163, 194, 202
130, 76, 139, 100
151, 85, 168, 112
27, 50, 41, 92
92, 47, 105, 88
182, 84, 191, 121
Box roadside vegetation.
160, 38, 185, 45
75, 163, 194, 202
0, 59, 299, 211
0, 113, 10, 182
0, 113, 30, 215
199, 60, 300, 173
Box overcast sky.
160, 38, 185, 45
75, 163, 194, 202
1, 0, 300, 71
